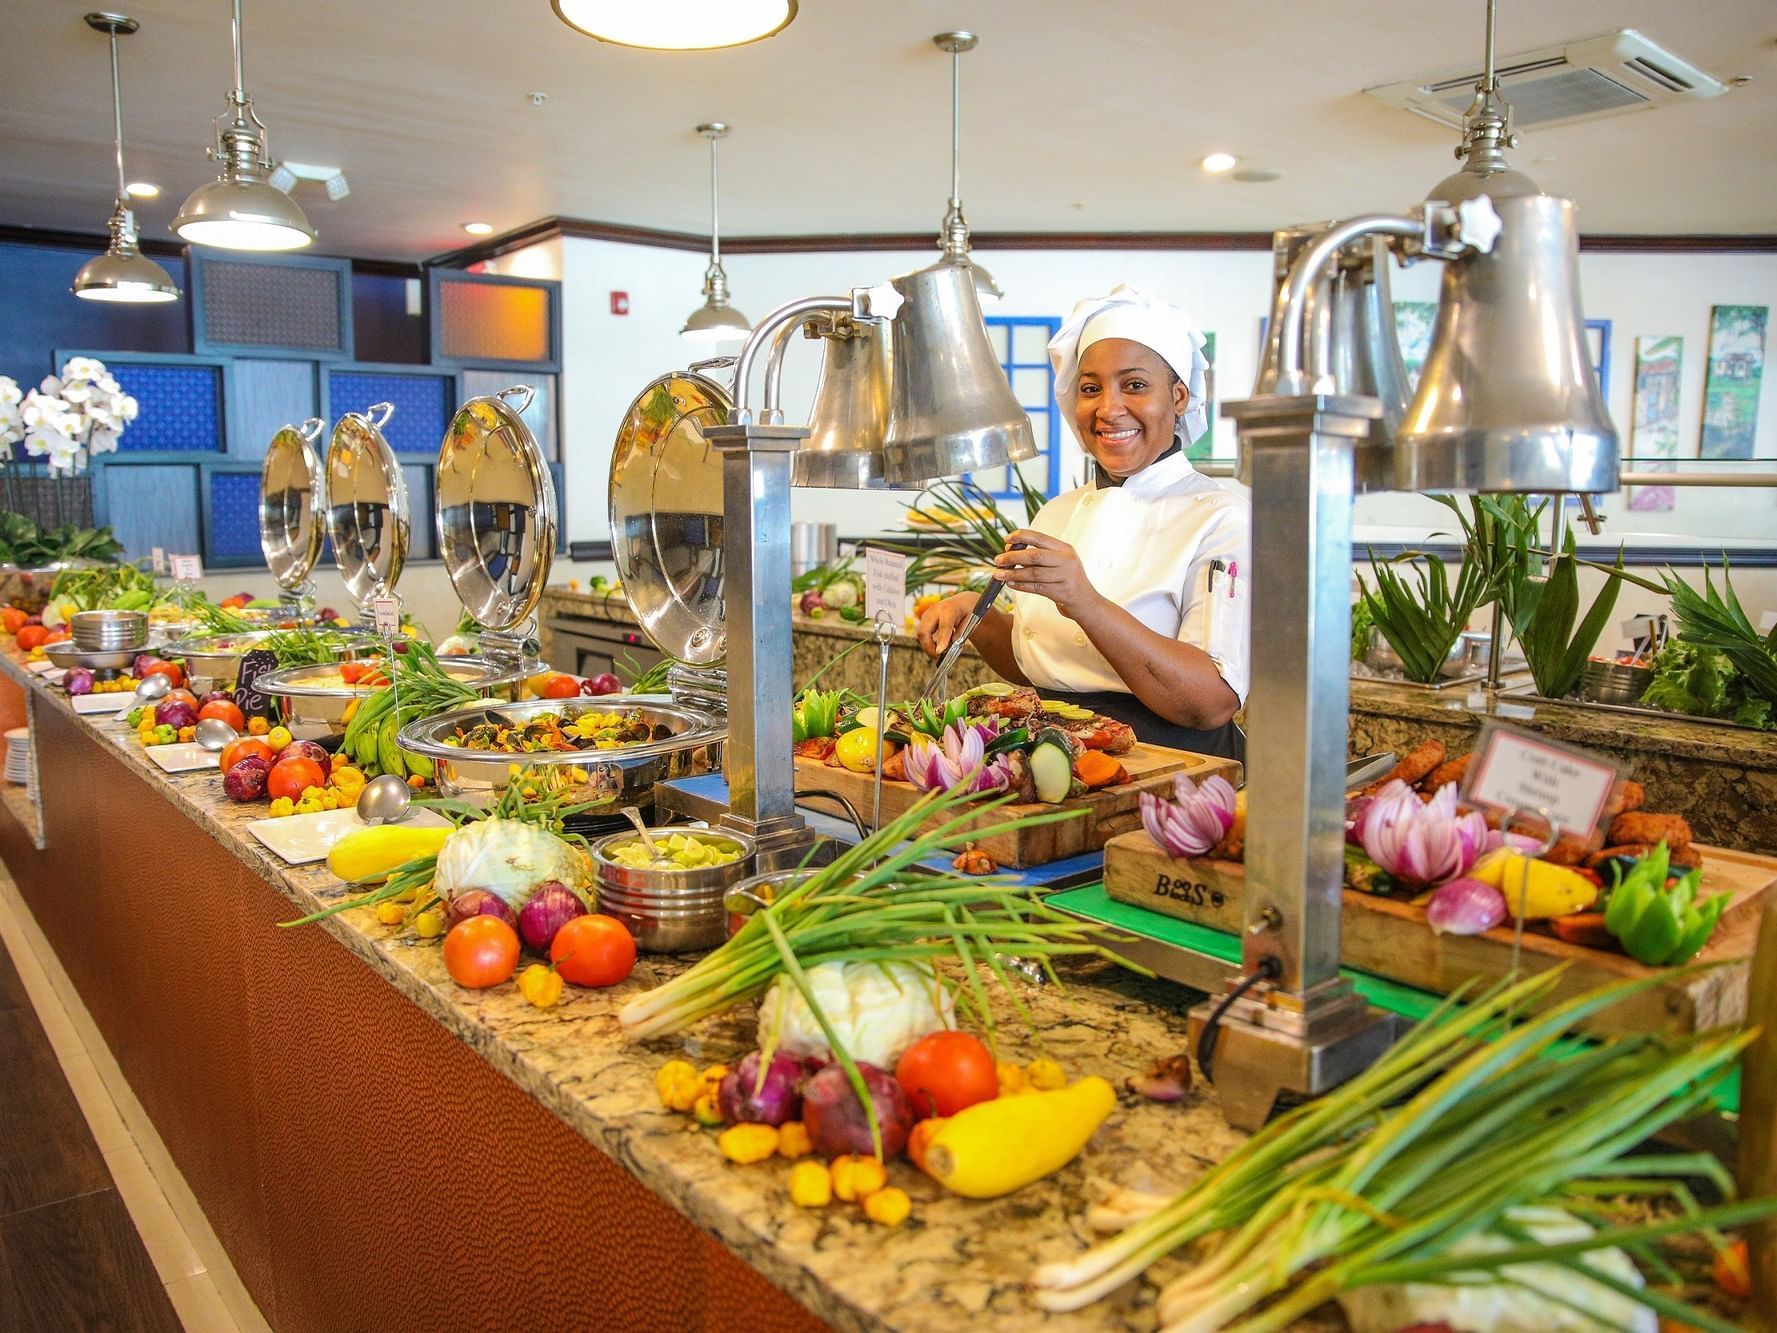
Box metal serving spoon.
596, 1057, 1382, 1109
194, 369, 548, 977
194, 718, 239, 753
356, 772, 413, 826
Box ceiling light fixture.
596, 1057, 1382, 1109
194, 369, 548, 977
125, 181, 159, 198
72, 13, 180, 305
172, 0, 315, 251
681, 122, 750, 343
462, 222, 494, 237
1200, 152, 1239, 173
932, 31, 1000, 304
1425, 0, 1541, 202
551, 0, 795, 50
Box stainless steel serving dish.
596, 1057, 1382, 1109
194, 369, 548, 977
0, 562, 87, 614
260, 417, 327, 594
166, 629, 382, 696
325, 402, 409, 608
44, 640, 138, 672
397, 694, 723, 807
590, 825, 755, 953
262, 655, 524, 740
1579, 659, 1653, 707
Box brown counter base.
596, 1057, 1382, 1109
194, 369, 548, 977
0, 703, 823, 1333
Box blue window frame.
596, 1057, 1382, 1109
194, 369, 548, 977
980, 316, 1061, 501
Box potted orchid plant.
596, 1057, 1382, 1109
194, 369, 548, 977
15, 356, 137, 476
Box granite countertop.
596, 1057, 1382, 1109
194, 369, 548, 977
1350, 676, 1777, 770
0, 648, 1323, 1333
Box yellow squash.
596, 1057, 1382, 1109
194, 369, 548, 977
326, 824, 453, 883
922, 1076, 1116, 1199
1468, 849, 1600, 920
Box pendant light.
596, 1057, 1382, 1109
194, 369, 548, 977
932, 32, 1000, 305
172, 0, 314, 251
1425, 0, 1541, 204
681, 123, 751, 343
72, 13, 180, 304
551, 0, 796, 51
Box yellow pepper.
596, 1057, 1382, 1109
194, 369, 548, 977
655, 1060, 703, 1113
830, 1154, 887, 1202
996, 1061, 1028, 1095
776, 1121, 814, 1160
266, 726, 292, 751
700, 1064, 729, 1094
1469, 849, 1600, 920
375, 900, 406, 926
863, 1186, 911, 1227
267, 796, 295, 818
246, 716, 269, 736
517, 962, 563, 1010
788, 1160, 832, 1208
717, 1123, 780, 1164
691, 1093, 724, 1128
1025, 1057, 1067, 1090
412, 909, 445, 939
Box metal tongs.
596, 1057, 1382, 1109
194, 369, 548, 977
918, 551, 1021, 705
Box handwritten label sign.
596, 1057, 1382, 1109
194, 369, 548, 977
370, 596, 401, 638
1464, 723, 1618, 838
864, 546, 909, 627
169, 554, 203, 582
151, 547, 166, 575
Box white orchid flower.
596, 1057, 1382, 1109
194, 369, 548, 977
88, 428, 119, 456
0, 378, 21, 408
119, 394, 138, 422
38, 375, 61, 397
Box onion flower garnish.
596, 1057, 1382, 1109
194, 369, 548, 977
902, 719, 1012, 796
1358, 779, 1488, 888
1139, 773, 1236, 859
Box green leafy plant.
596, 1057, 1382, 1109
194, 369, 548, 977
1641, 640, 1772, 730
1356, 550, 1493, 684
1660, 561, 1777, 713
1509, 533, 1626, 700
0, 513, 125, 566
888, 477, 1041, 594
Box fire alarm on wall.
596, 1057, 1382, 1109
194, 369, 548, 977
610, 291, 629, 316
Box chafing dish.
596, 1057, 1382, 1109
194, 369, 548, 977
261, 656, 524, 740
165, 628, 382, 696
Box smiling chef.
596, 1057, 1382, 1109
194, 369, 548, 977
916, 284, 1250, 761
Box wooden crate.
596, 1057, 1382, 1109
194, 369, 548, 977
793, 744, 1239, 869
1102, 829, 1776, 1036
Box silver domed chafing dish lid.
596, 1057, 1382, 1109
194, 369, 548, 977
260, 417, 326, 592
437, 385, 557, 635
325, 402, 409, 607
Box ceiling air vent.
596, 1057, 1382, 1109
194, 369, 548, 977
1364, 29, 1727, 130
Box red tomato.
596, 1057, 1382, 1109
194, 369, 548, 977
0, 608, 28, 635
162, 687, 199, 712
218, 738, 276, 774
198, 699, 247, 732
442, 916, 520, 989
144, 660, 185, 689
42, 628, 69, 644
550, 914, 635, 987
895, 1030, 999, 1118
542, 673, 581, 700
338, 661, 367, 684
266, 755, 326, 801
14, 624, 47, 651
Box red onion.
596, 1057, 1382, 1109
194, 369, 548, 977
222, 756, 270, 801
1126, 1054, 1194, 1102
1140, 774, 1237, 859
154, 699, 198, 730
1426, 877, 1508, 936
445, 889, 518, 933
1360, 780, 1488, 888
516, 880, 587, 953
802, 1062, 913, 1160
717, 1050, 804, 1126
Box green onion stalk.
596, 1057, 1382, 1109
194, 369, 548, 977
1032, 967, 1776, 1333
618, 784, 1151, 1157
278, 783, 612, 928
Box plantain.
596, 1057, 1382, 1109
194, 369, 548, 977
377, 713, 405, 779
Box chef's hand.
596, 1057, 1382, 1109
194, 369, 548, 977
993, 529, 1100, 620
916, 592, 980, 659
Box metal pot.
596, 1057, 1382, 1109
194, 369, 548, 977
397, 695, 723, 807
590, 825, 755, 953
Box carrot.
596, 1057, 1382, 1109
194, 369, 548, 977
1548, 912, 1617, 951
1073, 751, 1126, 789
1713, 1239, 1751, 1299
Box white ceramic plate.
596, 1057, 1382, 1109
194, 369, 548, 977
26, 660, 60, 675
147, 743, 218, 774
245, 805, 452, 866
72, 693, 135, 714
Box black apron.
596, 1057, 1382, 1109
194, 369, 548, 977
1037, 685, 1245, 765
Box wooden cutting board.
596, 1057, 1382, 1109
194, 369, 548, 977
1102, 828, 1776, 1037
793, 744, 1240, 869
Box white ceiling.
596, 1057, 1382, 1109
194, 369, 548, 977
3, 0, 1774, 262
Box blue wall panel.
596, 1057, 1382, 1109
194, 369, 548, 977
327, 371, 448, 455
230, 359, 318, 460
102, 465, 198, 559
0, 242, 188, 386
207, 472, 264, 562
107, 364, 224, 453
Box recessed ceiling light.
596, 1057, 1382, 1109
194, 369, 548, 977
1200, 152, 1239, 173
552, 0, 796, 50
462, 221, 494, 236
125, 181, 160, 199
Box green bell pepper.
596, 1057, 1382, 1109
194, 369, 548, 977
791, 689, 841, 743
1602, 841, 1728, 966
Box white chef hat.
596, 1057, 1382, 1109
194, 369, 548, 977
1048, 283, 1211, 445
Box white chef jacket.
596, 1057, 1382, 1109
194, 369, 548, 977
1009, 452, 1251, 704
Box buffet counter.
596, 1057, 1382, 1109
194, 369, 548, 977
1349, 678, 1777, 855
0, 646, 1278, 1333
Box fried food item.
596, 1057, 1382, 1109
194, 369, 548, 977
1587, 842, 1703, 872
1602, 780, 1646, 822
1362, 740, 1446, 796
1422, 752, 1472, 794
1544, 826, 1605, 866
970, 686, 1042, 722
1608, 811, 1693, 850
793, 737, 837, 763
1068, 718, 1136, 754
881, 747, 907, 783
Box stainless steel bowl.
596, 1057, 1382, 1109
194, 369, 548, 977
71, 609, 147, 650
1579, 659, 1653, 707
590, 826, 755, 953
261, 655, 525, 740
44, 640, 139, 672
397, 695, 724, 807
166, 629, 381, 696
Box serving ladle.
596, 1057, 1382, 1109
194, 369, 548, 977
619, 804, 658, 857
132, 672, 171, 707
356, 772, 413, 826
194, 717, 239, 752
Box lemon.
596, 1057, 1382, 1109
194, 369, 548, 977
834, 727, 881, 773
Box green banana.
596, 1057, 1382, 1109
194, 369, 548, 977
377, 714, 404, 779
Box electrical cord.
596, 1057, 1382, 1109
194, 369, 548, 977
1196, 956, 1282, 1085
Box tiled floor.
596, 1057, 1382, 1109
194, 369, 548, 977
0, 865, 262, 1333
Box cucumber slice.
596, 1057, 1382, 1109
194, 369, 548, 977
1029, 740, 1073, 804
